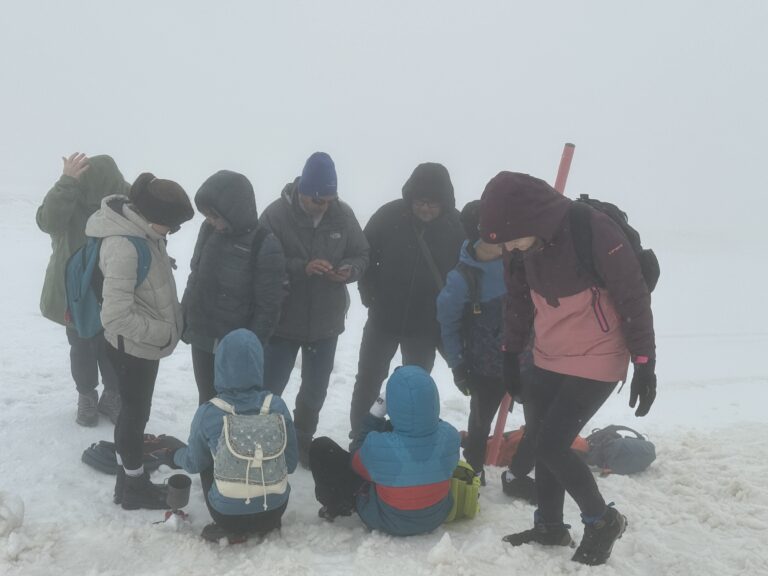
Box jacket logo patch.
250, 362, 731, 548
330, 232, 342, 240
608, 243, 624, 255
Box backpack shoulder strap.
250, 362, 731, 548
260, 393, 273, 415
122, 236, 152, 287
455, 261, 482, 315
569, 200, 602, 286
209, 397, 236, 415
414, 227, 445, 291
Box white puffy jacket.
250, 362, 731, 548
85, 195, 183, 360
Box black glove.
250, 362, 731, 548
451, 364, 472, 396
629, 358, 657, 417
149, 448, 182, 469
502, 351, 521, 398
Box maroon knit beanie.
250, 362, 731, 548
479, 172, 571, 243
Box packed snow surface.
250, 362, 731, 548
1, 195, 766, 576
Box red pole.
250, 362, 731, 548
485, 143, 576, 467
554, 143, 575, 194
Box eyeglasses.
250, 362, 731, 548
413, 199, 441, 209
309, 196, 337, 206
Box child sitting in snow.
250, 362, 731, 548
310, 365, 460, 536
166, 329, 298, 541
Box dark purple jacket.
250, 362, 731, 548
480, 172, 655, 382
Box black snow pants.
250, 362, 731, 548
526, 366, 617, 524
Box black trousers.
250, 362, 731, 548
191, 346, 216, 405
507, 401, 538, 478
106, 342, 159, 470
463, 373, 507, 474
66, 327, 118, 395
527, 366, 617, 524
263, 336, 339, 450
309, 437, 366, 513
200, 468, 286, 534
349, 316, 438, 438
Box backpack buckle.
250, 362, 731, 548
472, 303, 482, 315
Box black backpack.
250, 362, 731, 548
569, 194, 660, 292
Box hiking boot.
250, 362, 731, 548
98, 390, 122, 425
201, 522, 249, 544
503, 522, 574, 547
501, 471, 538, 505
572, 506, 628, 566
76, 390, 99, 427
121, 472, 170, 511
318, 505, 353, 522
113, 467, 125, 505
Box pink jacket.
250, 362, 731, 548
480, 172, 654, 383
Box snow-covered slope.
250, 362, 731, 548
1, 195, 766, 576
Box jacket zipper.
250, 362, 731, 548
590, 287, 610, 333
400, 230, 422, 335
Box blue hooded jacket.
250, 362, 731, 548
437, 240, 506, 376
174, 329, 298, 516
352, 366, 460, 536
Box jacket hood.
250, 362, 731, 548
79, 155, 130, 212
195, 170, 258, 234
85, 195, 164, 241
280, 178, 300, 205
401, 163, 455, 210
479, 172, 572, 244
386, 366, 440, 437
280, 178, 346, 225
214, 329, 264, 396
458, 240, 501, 272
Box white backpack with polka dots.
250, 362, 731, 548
209, 394, 288, 505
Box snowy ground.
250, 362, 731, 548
1, 193, 767, 576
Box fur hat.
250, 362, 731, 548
129, 172, 194, 231
298, 152, 338, 198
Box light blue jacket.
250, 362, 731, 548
174, 329, 298, 516
353, 366, 460, 536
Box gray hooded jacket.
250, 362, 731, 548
259, 180, 369, 342
37, 156, 129, 325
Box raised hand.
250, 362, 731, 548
62, 152, 90, 180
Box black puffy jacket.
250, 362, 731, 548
182, 171, 286, 352
359, 163, 465, 340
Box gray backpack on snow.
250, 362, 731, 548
585, 425, 656, 475
209, 394, 288, 507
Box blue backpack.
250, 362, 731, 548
65, 236, 151, 338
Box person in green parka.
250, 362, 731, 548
37, 152, 128, 427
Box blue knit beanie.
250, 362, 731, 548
298, 152, 337, 198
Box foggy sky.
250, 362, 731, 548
2, 1, 765, 236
